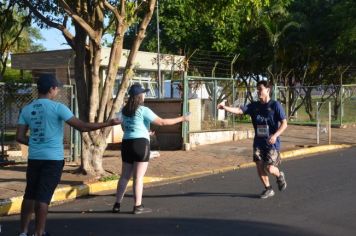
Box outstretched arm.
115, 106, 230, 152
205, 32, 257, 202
66, 117, 121, 132
151, 115, 190, 126
217, 103, 244, 115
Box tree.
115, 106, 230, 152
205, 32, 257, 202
0, 0, 44, 78
135, 0, 270, 55
19, 0, 157, 176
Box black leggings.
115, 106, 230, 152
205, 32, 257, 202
121, 138, 150, 164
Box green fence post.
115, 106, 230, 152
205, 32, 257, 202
182, 72, 189, 146
340, 85, 343, 127
71, 84, 81, 162
213, 80, 217, 125
232, 80, 236, 129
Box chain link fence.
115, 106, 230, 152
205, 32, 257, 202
274, 84, 356, 126
183, 76, 239, 133
181, 77, 356, 136
0, 82, 75, 163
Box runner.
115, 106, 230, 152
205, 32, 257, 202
217, 80, 288, 199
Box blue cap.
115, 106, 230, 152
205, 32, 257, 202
37, 74, 62, 94
128, 83, 150, 96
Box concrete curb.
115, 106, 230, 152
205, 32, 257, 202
0, 144, 353, 216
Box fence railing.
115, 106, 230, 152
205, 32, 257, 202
274, 84, 356, 126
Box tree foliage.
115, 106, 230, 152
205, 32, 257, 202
0, 0, 44, 79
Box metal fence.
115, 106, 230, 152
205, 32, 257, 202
274, 84, 356, 125
0, 82, 75, 163
181, 75, 356, 143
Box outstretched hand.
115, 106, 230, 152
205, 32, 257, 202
110, 118, 122, 126
183, 112, 191, 122
217, 103, 225, 110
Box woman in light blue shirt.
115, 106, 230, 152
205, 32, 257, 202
113, 83, 190, 214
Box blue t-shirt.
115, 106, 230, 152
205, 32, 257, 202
18, 99, 74, 160
241, 100, 286, 150
121, 106, 158, 141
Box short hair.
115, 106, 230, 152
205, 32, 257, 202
256, 80, 271, 89
37, 74, 61, 94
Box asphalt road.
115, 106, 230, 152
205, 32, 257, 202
2, 148, 356, 236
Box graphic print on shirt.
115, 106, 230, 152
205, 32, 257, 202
30, 103, 46, 143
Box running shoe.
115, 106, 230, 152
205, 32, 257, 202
277, 171, 287, 191
112, 202, 120, 213
260, 188, 275, 199
133, 205, 152, 214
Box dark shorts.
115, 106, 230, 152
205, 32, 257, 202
253, 148, 281, 166
121, 138, 150, 164
24, 159, 64, 204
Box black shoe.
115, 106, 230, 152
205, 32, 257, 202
133, 205, 152, 214
277, 171, 287, 191
112, 202, 121, 213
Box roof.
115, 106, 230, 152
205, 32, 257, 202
11, 48, 185, 72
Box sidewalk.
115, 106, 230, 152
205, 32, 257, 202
1, 124, 355, 216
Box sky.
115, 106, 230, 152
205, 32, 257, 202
39, 28, 71, 50
39, 27, 113, 51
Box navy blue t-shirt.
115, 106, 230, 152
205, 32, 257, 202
241, 100, 286, 150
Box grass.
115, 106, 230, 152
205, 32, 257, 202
1, 131, 16, 142
99, 174, 119, 182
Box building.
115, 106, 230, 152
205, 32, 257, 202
11, 48, 185, 96
11, 49, 186, 150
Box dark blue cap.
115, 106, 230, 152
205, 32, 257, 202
37, 74, 62, 94
128, 83, 150, 96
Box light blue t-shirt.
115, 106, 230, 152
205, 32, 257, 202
122, 106, 158, 141
18, 98, 74, 160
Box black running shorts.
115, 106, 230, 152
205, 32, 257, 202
121, 138, 150, 164
24, 159, 64, 204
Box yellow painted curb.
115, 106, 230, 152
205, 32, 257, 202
1, 144, 354, 216
0, 176, 164, 216
281, 144, 353, 159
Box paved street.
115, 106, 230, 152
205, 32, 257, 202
2, 148, 356, 236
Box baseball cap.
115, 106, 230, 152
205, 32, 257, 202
37, 74, 62, 94
128, 83, 150, 96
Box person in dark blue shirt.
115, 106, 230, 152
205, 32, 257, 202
218, 80, 288, 199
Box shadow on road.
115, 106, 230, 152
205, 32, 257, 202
1, 216, 323, 236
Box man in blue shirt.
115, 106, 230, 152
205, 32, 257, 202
218, 80, 288, 199
16, 74, 121, 236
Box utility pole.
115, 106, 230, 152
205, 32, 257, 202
156, 0, 162, 98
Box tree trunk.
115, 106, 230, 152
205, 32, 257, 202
80, 132, 108, 176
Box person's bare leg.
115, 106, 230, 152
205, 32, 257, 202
115, 162, 134, 203
256, 161, 270, 187
133, 162, 149, 206
34, 201, 48, 236
20, 199, 35, 234
266, 164, 280, 178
